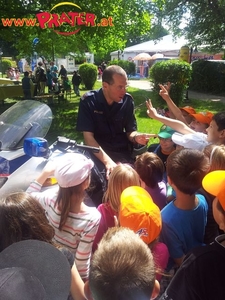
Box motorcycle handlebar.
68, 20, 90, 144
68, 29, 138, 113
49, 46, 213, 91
54, 136, 100, 153
75, 144, 100, 153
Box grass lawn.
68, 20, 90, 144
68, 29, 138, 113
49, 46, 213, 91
1, 80, 225, 147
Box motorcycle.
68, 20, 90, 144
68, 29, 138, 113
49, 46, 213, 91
0, 100, 52, 190
0, 100, 148, 206
0, 100, 106, 206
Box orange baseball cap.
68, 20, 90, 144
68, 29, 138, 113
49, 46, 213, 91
202, 170, 225, 211
191, 111, 214, 125
119, 186, 162, 245
180, 106, 196, 115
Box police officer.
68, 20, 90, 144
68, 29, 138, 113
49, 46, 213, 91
76, 65, 151, 179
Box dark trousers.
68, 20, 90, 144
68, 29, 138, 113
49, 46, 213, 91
23, 89, 32, 99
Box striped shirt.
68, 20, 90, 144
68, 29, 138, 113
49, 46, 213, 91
26, 181, 101, 279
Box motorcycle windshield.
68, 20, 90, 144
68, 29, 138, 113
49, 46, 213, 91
0, 100, 52, 150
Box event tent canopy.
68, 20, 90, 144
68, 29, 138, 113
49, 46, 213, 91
110, 34, 188, 55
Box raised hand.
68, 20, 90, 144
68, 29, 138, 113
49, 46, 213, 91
146, 99, 159, 119
159, 84, 171, 102
163, 82, 171, 93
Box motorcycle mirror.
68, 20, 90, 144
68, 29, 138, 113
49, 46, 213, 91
23, 137, 50, 158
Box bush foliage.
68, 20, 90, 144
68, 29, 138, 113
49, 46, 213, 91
79, 63, 97, 90
150, 59, 192, 106
1, 59, 13, 75
189, 60, 225, 94
108, 59, 136, 76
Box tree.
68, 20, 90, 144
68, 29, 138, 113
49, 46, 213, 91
0, 0, 153, 60
152, 0, 225, 53
126, 24, 169, 47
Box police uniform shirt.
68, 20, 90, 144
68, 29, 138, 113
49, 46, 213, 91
76, 88, 137, 153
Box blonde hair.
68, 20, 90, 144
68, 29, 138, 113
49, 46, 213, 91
103, 164, 140, 212
206, 144, 225, 171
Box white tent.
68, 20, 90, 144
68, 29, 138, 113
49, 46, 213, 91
110, 34, 188, 61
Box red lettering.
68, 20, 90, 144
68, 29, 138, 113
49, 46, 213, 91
25, 18, 36, 26
59, 12, 72, 26
2, 18, 37, 27
68, 12, 79, 26
47, 13, 60, 28
101, 18, 108, 27
77, 13, 86, 25
85, 13, 96, 26
1, 18, 14, 26
36, 12, 51, 29
108, 16, 113, 26
13, 18, 25, 26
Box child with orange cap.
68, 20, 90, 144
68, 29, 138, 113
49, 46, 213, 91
179, 106, 196, 124
146, 101, 225, 149
159, 170, 225, 300
158, 83, 213, 133
119, 186, 169, 282
189, 111, 214, 133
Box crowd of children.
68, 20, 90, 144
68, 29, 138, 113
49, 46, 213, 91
2, 75, 225, 300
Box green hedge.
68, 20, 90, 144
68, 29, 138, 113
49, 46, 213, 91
1, 59, 14, 75
189, 60, 225, 94
79, 63, 98, 90
150, 59, 192, 106
108, 60, 135, 76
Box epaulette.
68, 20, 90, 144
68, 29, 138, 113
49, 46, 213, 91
81, 91, 94, 100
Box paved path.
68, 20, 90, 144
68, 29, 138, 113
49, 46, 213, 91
128, 79, 225, 103
128, 79, 152, 91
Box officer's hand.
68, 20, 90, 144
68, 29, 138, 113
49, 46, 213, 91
134, 133, 156, 145
105, 159, 117, 180
135, 133, 149, 145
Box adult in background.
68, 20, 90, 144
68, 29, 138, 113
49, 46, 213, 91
143, 61, 149, 78
46, 68, 53, 93
101, 61, 107, 71
59, 64, 67, 80
18, 59, 23, 73
35, 61, 46, 95
76, 65, 151, 179
50, 61, 58, 78
72, 70, 82, 96
15, 68, 20, 81
29, 70, 36, 83
22, 71, 33, 99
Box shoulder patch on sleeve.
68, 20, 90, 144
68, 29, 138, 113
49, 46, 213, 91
125, 92, 134, 100
81, 91, 94, 100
